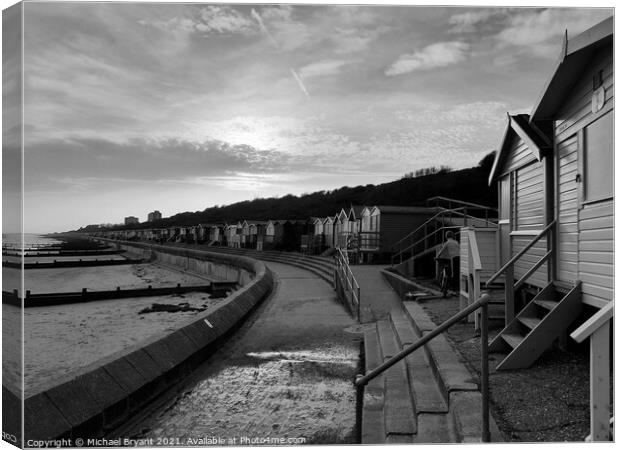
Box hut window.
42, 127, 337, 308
583, 111, 613, 202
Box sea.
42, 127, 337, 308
2, 233, 62, 248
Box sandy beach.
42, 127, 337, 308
2, 304, 22, 391
5, 262, 214, 294
24, 291, 228, 396
2, 261, 230, 395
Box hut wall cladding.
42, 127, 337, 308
556, 135, 579, 285
555, 46, 614, 307
499, 136, 538, 176
503, 137, 548, 288
460, 228, 498, 282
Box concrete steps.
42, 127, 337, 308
188, 246, 335, 287
361, 301, 502, 443
361, 312, 450, 444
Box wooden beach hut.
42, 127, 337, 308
323, 216, 335, 249
480, 17, 613, 440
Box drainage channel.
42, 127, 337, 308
112, 261, 363, 445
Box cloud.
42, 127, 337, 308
385, 41, 470, 76
298, 59, 353, 78
24, 137, 293, 192
197, 6, 255, 34
494, 9, 611, 51
448, 10, 500, 33
139, 5, 256, 36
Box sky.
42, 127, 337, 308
2, 1, 614, 233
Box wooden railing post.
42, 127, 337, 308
505, 264, 515, 323
590, 322, 611, 441
481, 301, 490, 442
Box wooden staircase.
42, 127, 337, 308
489, 281, 582, 370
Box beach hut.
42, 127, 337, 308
334, 209, 349, 249
481, 19, 613, 436
247, 221, 268, 249
360, 205, 437, 262
265, 220, 287, 248
323, 216, 335, 249
311, 217, 325, 254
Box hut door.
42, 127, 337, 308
498, 174, 512, 266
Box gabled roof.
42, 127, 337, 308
349, 205, 364, 220
336, 209, 348, 221
488, 113, 553, 184
361, 206, 374, 216
531, 16, 613, 121
323, 216, 334, 224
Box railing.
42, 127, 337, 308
426, 196, 498, 218
356, 293, 492, 442
334, 248, 361, 320
485, 221, 555, 323
571, 301, 614, 442
462, 229, 483, 328
392, 207, 496, 265
357, 231, 381, 251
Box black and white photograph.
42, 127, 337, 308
1, 0, 615, 447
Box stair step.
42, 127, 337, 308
389, 311, 448, 414
361, 326, 385, 445
390, 314, 417, 347
533, 299, 559, 311
501, 333, 524, 349
517, 316, 541, 330
405, 350, 449, 413
376, 320, 400, 360
361, 407, 385, 444
375, 320, 416, 437
364, 328, 383, 371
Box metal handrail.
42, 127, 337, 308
392, 207, 496, 254
334, 248, 361, 319
485, 221, 555, 287
356, 293, 492, 442
392, 207, 465, 249
427, 196, 499, 213
394, 225, 461, 264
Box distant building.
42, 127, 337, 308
124, 216, 139, 225
147, 210, 162, 222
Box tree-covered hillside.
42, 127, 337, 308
79, 152, 497, 231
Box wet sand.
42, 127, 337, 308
124, 262, 361, 445
24, 292, 227, 396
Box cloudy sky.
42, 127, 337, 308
8, 1, 613, 232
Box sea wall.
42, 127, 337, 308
118, 242, 253, 286
24, 242, 274, 442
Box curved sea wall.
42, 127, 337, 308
117, 241, 254, 286
24, 242, 274, 443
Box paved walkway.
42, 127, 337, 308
121, 262, 361, 445
350, 265, 403, 323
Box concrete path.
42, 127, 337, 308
350, 265, 403, 323
119, 262, 361, 445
